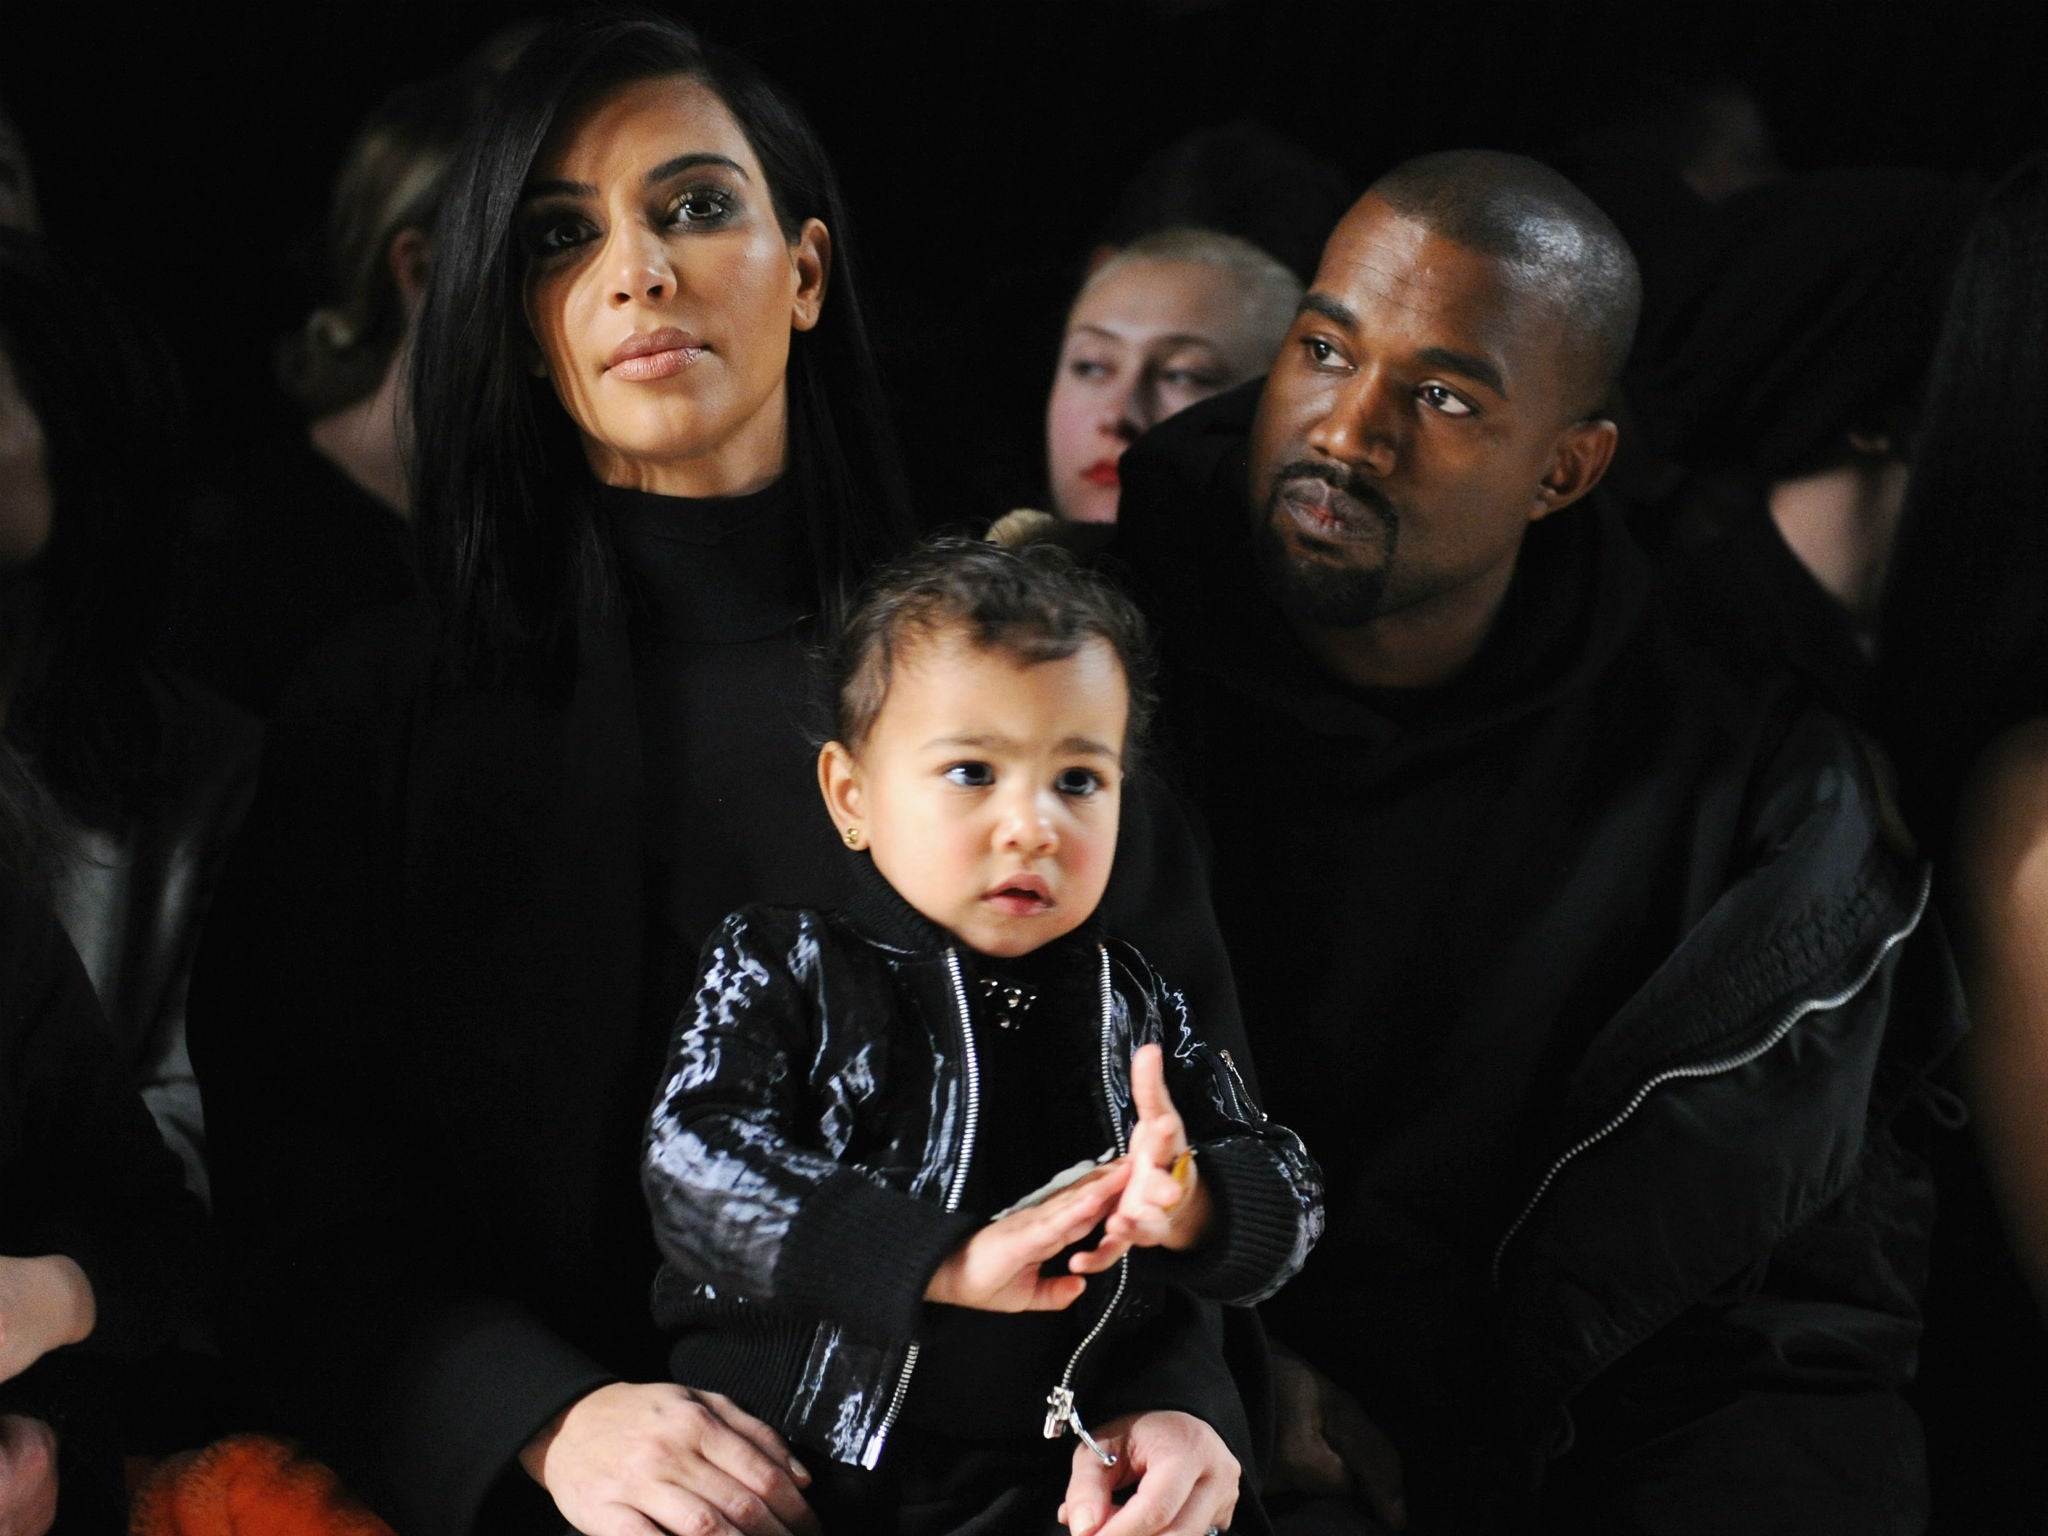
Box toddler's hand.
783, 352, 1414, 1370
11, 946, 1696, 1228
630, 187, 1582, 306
926, 1164, 1127, 1312
1071, 1044, 1212, 1275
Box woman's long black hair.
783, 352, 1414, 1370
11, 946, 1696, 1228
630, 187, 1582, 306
409, 9, 913, 677
1879, 152, 2048, 843
0, 227, 188, 832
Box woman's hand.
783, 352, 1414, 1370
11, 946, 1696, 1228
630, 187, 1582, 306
1057, 1410, 1239, 1536
1071, 1045, 1213, 1276
519, 1382, 819, 1536
0, 1415, 60, 1536
926, 1164, 1128, 1312
0, 1256, 95, 1385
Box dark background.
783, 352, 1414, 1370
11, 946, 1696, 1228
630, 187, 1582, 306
5, 0, 2043, 515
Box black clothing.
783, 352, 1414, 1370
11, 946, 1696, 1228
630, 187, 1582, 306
1630, 168, 1979, 481
1112, 383, 1965, 1534
0, 869, 211, 1534
804, 1433, 1075, 1536
191, 479, 1262, 1536
1647, 472, 1876, 725
165, 437, 417, 717
608, 478, 837, 989
48, 667, 260, 1203
901, 933, 1109, 1445
644, 867, 1322, 1480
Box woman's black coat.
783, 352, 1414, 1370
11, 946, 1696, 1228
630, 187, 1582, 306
189, 600, 1259, 1536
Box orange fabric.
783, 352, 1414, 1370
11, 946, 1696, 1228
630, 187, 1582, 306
129, 1436, 396, 1536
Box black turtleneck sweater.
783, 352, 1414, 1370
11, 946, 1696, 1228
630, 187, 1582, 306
606, 479, 856, 978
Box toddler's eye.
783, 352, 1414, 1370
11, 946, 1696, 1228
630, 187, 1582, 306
1055, 767, 1104, 797
944, 762, 994, 788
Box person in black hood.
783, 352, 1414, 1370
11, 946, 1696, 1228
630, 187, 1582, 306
1109, 150, 1963, 1534
1629, 167, 1979, 722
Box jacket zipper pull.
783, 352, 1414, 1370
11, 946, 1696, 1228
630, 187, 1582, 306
1044, 1385, 1118, 1465
1218, 1050, 1267, 1121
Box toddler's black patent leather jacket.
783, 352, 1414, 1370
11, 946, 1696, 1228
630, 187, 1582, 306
643, 874, 1323, 1472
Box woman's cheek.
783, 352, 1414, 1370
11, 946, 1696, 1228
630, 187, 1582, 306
1046, 385, 1092, 468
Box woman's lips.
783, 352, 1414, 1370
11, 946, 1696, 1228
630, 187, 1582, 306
606, 328, 706, 380
1081, 459, 1121, 488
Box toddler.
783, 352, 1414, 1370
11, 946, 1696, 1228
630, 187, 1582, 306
644, 538, 1322, 1534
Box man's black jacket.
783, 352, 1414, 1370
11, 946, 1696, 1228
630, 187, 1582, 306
1109, 382, 1967, 1534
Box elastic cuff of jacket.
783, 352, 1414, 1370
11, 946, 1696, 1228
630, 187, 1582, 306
666, 1318, 821, 1432
1137, 1139, 1306, 1305
775, 1167, 983, 1343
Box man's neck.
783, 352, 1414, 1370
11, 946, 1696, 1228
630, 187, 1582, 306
1287, 559, 1517, 692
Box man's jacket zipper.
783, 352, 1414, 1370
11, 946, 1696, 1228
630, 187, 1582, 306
1491, 868, 1931, 1286
862, 948, 982, 1467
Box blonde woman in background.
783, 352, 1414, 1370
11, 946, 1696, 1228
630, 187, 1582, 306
1046, 228, 1301, 526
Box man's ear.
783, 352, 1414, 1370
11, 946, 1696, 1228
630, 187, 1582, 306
1532, 417, 1619, 522
791, 217, 831, 333
818, 740, 865, 842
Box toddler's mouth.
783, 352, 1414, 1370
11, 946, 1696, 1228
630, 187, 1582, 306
985, 874, 1053, 910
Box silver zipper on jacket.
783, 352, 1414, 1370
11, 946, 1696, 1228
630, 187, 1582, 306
1043, 945, 1127, 1467
863, 948, 983, 1469
1490, 868, 1931, 1287
1218, 1049, 1266, 1121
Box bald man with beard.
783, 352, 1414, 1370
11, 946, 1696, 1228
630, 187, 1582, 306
1111, 151, 1963, 1534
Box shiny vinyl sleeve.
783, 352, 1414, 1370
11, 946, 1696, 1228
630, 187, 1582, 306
643, 908, 980, 1345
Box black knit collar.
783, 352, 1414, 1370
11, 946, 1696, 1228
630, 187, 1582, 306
838, 844, 1105, 980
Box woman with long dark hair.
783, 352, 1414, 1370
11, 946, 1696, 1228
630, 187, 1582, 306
1879, 152, 2048, 1533
1882, 152, 2048, 1272
192, 15, 1252, 1536
407, 14, 908, 677
1, 232, 213, 1536
0, 226, 256, 1206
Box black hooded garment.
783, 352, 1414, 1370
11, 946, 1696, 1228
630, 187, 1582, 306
1107, 382, 1964, 1534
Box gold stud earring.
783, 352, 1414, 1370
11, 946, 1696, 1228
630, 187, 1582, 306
843, 826, 864, 849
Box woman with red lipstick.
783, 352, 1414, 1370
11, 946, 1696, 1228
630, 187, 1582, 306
1045, 230, 1299, 526
192, 14, 1258, 1536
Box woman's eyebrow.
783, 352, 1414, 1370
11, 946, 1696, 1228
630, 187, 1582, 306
521, 153, 747, 202
522, 177, 595, 201
645, 151, 747, 186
